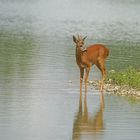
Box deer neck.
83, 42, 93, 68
76, 47, 87, 66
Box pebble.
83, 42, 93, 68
88, 80, 94, 84
68, 80, 72, 83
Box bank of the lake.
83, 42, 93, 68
90, 67, 140, 99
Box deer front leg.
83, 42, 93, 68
80, 67, 84, 94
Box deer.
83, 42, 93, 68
73, 35, 109, 92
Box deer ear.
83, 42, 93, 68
73, 35, 77, 43
83, 36, 87, 41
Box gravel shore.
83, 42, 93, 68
89, 80, 140, 99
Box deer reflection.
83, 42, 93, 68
72, 92, 104, 140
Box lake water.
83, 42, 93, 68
0, 0, 140, 140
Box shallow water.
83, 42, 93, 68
0, 0, 140, 140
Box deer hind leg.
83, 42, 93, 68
96, 59, 106, 92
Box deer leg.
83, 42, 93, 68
80, 68, 84, 94
96, 60, 106, 92
84, 67, 90, 94
100, 67, 106, 92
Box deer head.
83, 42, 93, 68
73, 35, 87, 51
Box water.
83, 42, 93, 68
0, 0, 140, 140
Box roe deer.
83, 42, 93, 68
73, 35, 109, 92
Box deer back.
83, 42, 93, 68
78, 44, 109, 67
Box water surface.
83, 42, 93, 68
0, 0, 140, 140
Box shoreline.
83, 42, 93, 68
89, 80, 140, 99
